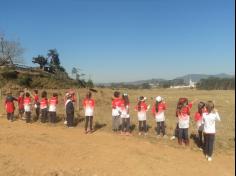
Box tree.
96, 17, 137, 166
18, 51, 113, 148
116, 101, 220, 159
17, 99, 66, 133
47, 49, 60, 67
32, 55, 48, 69
86, 79, 94, 88
0, 33, 24, 66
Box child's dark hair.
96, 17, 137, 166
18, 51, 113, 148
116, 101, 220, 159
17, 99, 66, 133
41, 91, 47, 98
137, 96, 144, 111
86, 91, 92, 99
206, 101, 214, 113
53, 93, 58, 97
34, 90, 38, 94
114, 91, 120, 98
176, 98, 189, 117
25, 92, 30, 97
155, 101, 161, 113
198, 102, 205, 115
122, 94, 129, 107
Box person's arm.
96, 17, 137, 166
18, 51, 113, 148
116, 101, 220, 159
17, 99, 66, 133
214, 109, 221, 121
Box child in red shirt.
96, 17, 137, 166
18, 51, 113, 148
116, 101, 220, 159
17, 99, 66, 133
111, 91, 122, 132
83, 91, 95, 133
151, 96, 167, 137
120, 93, 131, 135
33, 89, 40, 121
40, 91, 48, 123
135, 96, 150, 136
194, 101, 206, 148
24, 92, 32, 123
5, 91, 17, 122
48, 93, 58, 123
17, 91, 25, 119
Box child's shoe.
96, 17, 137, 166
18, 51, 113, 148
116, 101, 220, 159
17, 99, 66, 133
207, 157, 212, 162
170, 136, 176, 140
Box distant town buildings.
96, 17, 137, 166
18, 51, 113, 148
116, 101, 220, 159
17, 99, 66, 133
170, 79, 196, 89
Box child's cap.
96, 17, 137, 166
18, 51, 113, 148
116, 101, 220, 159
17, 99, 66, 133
123, 93, 128, 96
156, 96, 162, 102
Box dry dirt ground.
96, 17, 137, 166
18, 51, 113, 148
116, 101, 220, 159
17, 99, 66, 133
0, 118, 234, 176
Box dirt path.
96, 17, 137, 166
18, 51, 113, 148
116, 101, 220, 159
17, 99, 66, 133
0, 119, 234, 176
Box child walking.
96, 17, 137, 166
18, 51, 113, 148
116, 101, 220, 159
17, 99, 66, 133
135, 96, 150, 136
40, 91, 48, 123
176, 98, 196, 146
194, 102, 206, 148
23, 92, 32, 123
202, 101, 221, 161
120, 93, 131, 135
5, 91, 17, 122
83, 91, 95, 134
17, 91, 25, 120
152, 96, 167, 138
111, 91, 122, 132
48, 93, 58, 123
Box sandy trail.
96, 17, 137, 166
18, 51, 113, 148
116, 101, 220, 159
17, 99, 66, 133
0, 119, 234, 176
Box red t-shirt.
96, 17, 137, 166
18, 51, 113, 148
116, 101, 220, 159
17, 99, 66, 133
83, 98, 95, 108
18, 96, 24, 110
151, 102, 166, 115
135, 102, 148, 112
40, 98, 48, 109
112, 98, 122, 108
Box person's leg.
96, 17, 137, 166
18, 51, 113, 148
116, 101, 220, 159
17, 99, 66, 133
85, 116, 89, 132
138, 121, 142, 133
126, 118, 131, 133
184, 128, 189, 145
208, 134, 215, 158
157, 122, 161, 135
143, 120, 147, 134
112, 116, 116, 131
160, 121, 166, 136
178, 128, 183, 145
121, 118, 125, 132
198, 130, 203, 147
7, 113, 10, 120
204, 134, 209, 157
89, 116, 93, 131
10, 112, 14, 121
36, 107, 40, 121
115, 116, 120, 131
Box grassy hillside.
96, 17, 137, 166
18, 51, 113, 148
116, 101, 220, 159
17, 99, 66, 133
0, 66, 80, 89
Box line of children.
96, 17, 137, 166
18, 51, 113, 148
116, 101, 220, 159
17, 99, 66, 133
3, 90, 221, 161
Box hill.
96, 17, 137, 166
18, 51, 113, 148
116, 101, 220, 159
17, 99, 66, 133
0, 66, 83, 89
97, 73, 234, 86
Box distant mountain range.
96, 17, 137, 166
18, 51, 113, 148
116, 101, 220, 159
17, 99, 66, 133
96, 73, 234, 86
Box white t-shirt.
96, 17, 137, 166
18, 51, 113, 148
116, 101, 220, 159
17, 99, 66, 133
112, 107, 121, 117
155, 111, 165, 122
202, 112, 221, 134
138, 111, 147, 121
85, 107, 94, 116
178, 115, 190, 129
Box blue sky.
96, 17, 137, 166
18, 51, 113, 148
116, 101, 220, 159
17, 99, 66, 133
0, 0, 235, 83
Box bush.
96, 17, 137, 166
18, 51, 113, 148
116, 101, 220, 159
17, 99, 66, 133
1, 71, 18, 79
17, 76, 32, 87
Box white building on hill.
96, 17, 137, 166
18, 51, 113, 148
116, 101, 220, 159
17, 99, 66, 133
170, 79, 196, 89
